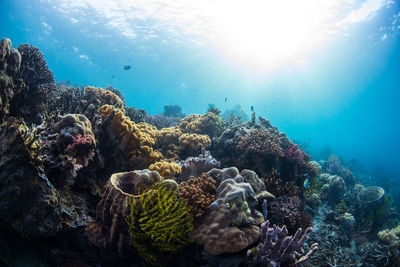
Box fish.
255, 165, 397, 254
304, 178, 310, 189
241, 108, 244, 113
123, 65, 132, 70
225, 97, 227, 102
251, 106, 254, 112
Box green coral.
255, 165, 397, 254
126, 180, 193, 266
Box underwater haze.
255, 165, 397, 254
2, 0, 400, 266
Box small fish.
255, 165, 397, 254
304, 178, 310, 189
241, 108, 244, 113
123, 65, 132, 70
251, 106, 254, 112
225, 97, 227, 103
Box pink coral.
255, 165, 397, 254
65, 134, 93, 153
284, 144, 304, 161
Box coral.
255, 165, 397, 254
319, 174, 346, 204
177, 148, 221, 181
163, 104, 185, 118
190, 204, 260, 256
42, 114, 96, 186
98, 104, 162, 168
180, 112, 222, 137
178, 173, 217, 217
378, 225, 400, 249
179, 133, 211, 154
87, 170, 164, 257
284, 144, 305, 161
0, 38, 21, 123
148, 161, 182, 180
10, 43, 55, 124
146, 114, 181, 129
126, 106, 147, 123
155, 126, 182, 160
264, 169, 299, 197
269, 196, 302, 232
83, 86, 125, 111
237, 129, 283, 157
126, 179, 193, 266
0, 118, 61, 237
248, 220, 318, 267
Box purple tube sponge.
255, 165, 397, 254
248, 220, 318, 267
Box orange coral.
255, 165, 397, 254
178, 173, 216, 217
84, 86, 124, 111
149, 161, 182, 180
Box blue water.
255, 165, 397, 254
1, 0, 400, 180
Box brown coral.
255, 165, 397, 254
178, 173, 216, 217
149, 161, 182, 180
98, 104, 162, 168
84, 86, 125, 111
237, 129, 283, 156
180, 112, 222, 137
179, 133, 211, 153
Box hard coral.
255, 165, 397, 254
248, 220, 318, 267
180, 112, 222, 137
178, 173, 216, 217
269, 196, 302, 233
237, 129, 283, 157
177, 148, 221, 181
378, 225, 400, 249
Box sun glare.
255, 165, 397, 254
52, 0, 392, 73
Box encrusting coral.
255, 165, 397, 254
149, 161, 182, 180
178, 173, 217, 217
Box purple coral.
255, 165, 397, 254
284, 144, 304, 162
177, 148, 220, 181
249, 220, 318, 267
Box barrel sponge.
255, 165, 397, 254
148, 161, 182, 180
179, 133, 211, 152
84, 86, 125, 111
87, 170, 163, 256
189, 204, 259, 255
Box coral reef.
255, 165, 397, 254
84, 86, 125, 112
237, 128, 283, 157
179, 133, 211, 154
178, 173, 217, 217
378, 224, 400, 249
179, 112, 222, 137
269, 196, 303, 233
248, 220, 318, 267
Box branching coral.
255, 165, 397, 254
248, 220, 318, 267
149, 161, 182, 180
126, 180, 193, 266
236, 129, 283, 157
269, 196, 303, 233
178, 173, 216, 217
284, 144, 305, 161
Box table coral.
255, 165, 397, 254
178, 173, 217, 217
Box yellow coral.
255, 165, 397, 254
98, 104, 162, 166
84, 86, 124, 111
179, 112, 222, 137
179, 133, 211, 152
149, 161, 182, 180
126, 180, 193, 266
